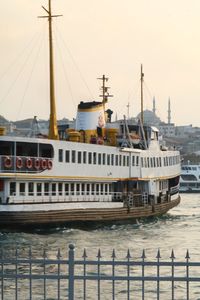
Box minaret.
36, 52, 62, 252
152, 96, 156, 115
168, 97, 171, 124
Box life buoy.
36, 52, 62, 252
47, 159, 53, 170
26, 158, 33, 169
16, 157, 23, 169
41, 159, 47, 170
34, 158, 40, 170
4, 156, 12, 168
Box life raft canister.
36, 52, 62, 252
4, 156, 12, 168
26, 158, 33, 169
16, 157, 23, 169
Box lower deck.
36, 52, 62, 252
0, 176, 179, 206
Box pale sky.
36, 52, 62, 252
0, 0, 200, 126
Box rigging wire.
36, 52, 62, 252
114, 78, 141, 120
15, 29, 45, 121
0, 26, 45, 108
53, 24, 77, 111
54, 21, 94, 99
0, 29, 44, 83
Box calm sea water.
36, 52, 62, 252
1, 193, 200, 299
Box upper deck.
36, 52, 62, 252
0, 135, 181, 181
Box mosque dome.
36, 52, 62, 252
136, 109, 161, 126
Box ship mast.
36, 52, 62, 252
98, 75, 113, 114
39, 0, 62, 140
140, 64, 144, 125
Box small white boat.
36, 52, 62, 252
180, 163, 200, 193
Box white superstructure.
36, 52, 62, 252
180, 163, 200, 193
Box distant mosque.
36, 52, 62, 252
136, 97, 172, 126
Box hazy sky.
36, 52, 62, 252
0, 0, 200, 126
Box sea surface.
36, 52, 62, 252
1, 193, 200, 299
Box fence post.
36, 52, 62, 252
68, 244, 75, 300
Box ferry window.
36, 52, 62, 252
0, 141, 14, 156
72, 150, 76, 163
147, 157, 150, 168
127, 156, 129, 166
88, 152, 92, 164
101, 184, 104, 194
28, 182, 34, 196
132, 156, 135, 166
39, 143, 54, 158
19, 183, 25, 196
141, 158, 144, 168
115, 155, 118, 166
119, 155, 122, 166
92, 184, 95, 194
93, 153, 96, 164
52, 183, 56, 196
59, 149, 63, 162
36, 183, 42, 196
150, 158, 153, 167
83, 151, 87, 164
82, 183, 85, 194
144, 157, 147, 168
78, 151, 82, 164
156, 157, 159, 167
44, 183, 49, 195
153, 157, 156, 167
71, 183, 74, 195
10, 182, 16, 196
105, 184, 108, 194
103, 153, 106, 165
107, 154, 110, 165
65, 183, 69, 195
123, 156, 126, 166
159, 157, 162, 167
98, 153, 101, 165
58, 183, 62, 195
77, 184, 80, 194
111, 154, 114, 166
65, 150, 70, 163
136, 156, 139, 166
87, 184, 90, 194
96, 184, 99, 195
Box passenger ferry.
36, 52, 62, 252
180, 162, 200, 193
0, 1, 181, 226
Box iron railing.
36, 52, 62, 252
1, 244, 200, 299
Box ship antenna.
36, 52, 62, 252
140, 64, 144, 125
38, 0, 62, 140
98, 75, 113, 114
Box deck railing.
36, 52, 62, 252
1, 244, 200, 299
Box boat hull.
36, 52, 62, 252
0, 196, 180, 227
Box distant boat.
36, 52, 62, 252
0, 0, 181, 227
180, 163, 200, 193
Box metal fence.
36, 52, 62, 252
1, 244, 200, 299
